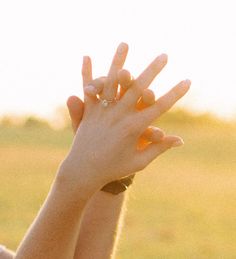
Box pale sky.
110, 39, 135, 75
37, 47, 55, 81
0, 0, 236, 120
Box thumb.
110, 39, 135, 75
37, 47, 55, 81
67, 96, 84, 134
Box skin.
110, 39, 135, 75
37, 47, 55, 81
2, 61, 163, 259
62, 52, 190, 193
68, 68, 169, 259
1, 44, 171, 259
10, 43, 190, 259
68, 43, 184, 150
67, 44, 179, 259
0, 248, 14, 259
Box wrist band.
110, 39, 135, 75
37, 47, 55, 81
101, 174, 135, 195
0, 245, 6, 254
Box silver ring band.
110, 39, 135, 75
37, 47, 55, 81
98, 96, 116, 107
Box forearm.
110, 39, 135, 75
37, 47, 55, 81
74, 190, 127, 259
0, 246, 15, 259
15, 166, 93, 259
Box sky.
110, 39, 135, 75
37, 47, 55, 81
0, 0, 236, 120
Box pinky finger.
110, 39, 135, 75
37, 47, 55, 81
134, 135, 184, 171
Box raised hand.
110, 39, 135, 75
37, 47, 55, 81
67, 74, 170, 151
61, 45, 191, 197
67, 43, 176, 151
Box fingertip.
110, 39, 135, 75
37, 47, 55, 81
117, 42, 129, 55
159, 53, 168, 64
172, 139, 184, 147
84, 85, 98, 96
84, 77, 106, 97
118, 69, 133, 88
185, 79, 191, 85
67, 95, 84, 133
179, 79, 191, 95
66, 95, 84, 112
83, 56, 91, 64
150, 126, 165, 142
118, 69, 130, 77
142, 89, 156, 105
67, 95, 80, 108
184, 79, 191, 90
82, 56, 92, 82
162, 135, 184, 148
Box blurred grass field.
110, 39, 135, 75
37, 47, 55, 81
0, 111, 236, 258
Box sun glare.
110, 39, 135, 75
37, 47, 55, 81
0, 0, 235, 119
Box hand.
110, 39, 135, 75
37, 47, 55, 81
67, 43, 181, 151
61, 46, 191, 195
67, 74, 169, 151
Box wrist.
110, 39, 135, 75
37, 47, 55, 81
55, 158, 101, 202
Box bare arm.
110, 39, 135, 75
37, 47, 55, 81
74, 192, 127, 259
15, 168, 95, 259
71, 44, 129, 259
0, 246, 15, 259
15, 43, 190, 259
68, 43, 189, 259
69, 44, 164, 259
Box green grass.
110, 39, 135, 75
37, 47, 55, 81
0, 115, 236, 258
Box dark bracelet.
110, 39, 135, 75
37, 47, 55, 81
101, 174, 135, 195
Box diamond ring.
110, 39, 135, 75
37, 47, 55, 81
98, 96, 116, 107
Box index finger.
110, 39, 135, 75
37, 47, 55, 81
100, 42, 129, 100
82, 56, 93, 87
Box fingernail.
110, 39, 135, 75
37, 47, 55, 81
172, 139, 184, 147
159, 53, 168, 63
179, 79, 191, 92
117, 42, 128, 55
84, 85, 97, 95
83, 56, 89, 64
184, 79, 191, 86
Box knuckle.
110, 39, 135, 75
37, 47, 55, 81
120, 121, 135, 137
112, 57, 122, 67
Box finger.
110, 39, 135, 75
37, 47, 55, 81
119, 83, 143, 110
84, 77, 107, 97
134, 135, 184, 171
137, 80, 191, 130
120, 54, 168, 109
118, 69, 133, 99
140, 126, 164, 143
82, 56, 93, 103
136, 89, 155, 110
118, 69, 133, 89
67, 96, 84, 133
100, 42, 129, 100
135, 53, 168, 90
82, 56, 92, 87
138, 126, 165, 150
